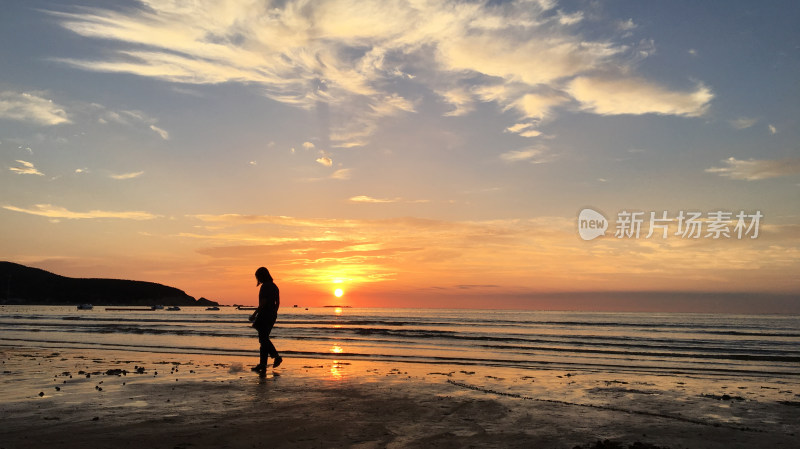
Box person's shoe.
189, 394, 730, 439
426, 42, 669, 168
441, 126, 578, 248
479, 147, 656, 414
272, 356, 283, 368
250, 364, 266, 372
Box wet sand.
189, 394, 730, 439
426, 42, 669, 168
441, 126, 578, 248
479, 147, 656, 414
1, 346, 799, 448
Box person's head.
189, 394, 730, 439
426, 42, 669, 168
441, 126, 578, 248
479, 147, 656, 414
255, 266, 272, 286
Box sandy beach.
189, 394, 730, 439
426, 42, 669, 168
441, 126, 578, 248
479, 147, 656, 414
1, 346, 798, 449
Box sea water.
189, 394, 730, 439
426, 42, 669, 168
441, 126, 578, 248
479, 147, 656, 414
1, 305, 798, 377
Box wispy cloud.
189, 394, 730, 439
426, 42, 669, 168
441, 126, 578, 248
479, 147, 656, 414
300, 167, 353, 182
149, 125, 169, 140
330, 168, 352, 180
369, 94, 416, 116
183, 214, 571, 287
109, 171, 144, 180
501, 149, 542, 162
94, 104, 168, 139
500, 146, 555, 164
9, 160, 44, 176
705, 157, 800, 181
332, 141, 366, 149
504, 122, 544, 138
180, 211, 797, 295
349, 195, 429, 204
0, 91, 70, 125
350, 195, 399, 203
518, 129, 543, 138
190, 214, 358, 228
513, 92, 569, 121
316, 156, 333, 167
616, 18, 637, 32
768, 124, 777, 134
731, 117, 757, 129
559, 11, 585, 26
505, 123, 531, 134
3, 204, 157, 220
439, 87, 474, 117
49, 0, 713, 147
568, 77, 712, 117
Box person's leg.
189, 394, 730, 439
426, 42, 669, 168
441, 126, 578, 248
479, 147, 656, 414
262, 317, 282, 367
264, 339, 278, 357
259, 338, 270, 366
250, 329, 267, 372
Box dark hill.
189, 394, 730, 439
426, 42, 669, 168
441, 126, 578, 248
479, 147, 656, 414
0, 262, 217, 307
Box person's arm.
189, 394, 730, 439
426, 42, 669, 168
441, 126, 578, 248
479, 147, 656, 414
259, 284, 268, 313
251, 285, 265, 321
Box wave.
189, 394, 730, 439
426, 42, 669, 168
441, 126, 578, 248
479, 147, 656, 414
2, 338, 797, 378
3, 330, 798, 365
5, 313, 798, 337
3, 321, 798, 355
2, 306, 798, 378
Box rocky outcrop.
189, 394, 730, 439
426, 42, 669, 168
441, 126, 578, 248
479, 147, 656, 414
0, 262, 218, 307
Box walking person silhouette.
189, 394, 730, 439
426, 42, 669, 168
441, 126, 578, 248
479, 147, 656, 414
250, 267, 283, 373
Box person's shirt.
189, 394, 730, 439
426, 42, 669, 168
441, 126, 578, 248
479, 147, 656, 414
258, 282, 280, 316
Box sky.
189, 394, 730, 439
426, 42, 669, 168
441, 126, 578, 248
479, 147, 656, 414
1, 0, 798, 312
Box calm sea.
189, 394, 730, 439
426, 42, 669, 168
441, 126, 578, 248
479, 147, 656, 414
1, 306, 798, 377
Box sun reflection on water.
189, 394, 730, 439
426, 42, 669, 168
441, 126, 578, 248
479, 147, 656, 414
330, 361, 343, 379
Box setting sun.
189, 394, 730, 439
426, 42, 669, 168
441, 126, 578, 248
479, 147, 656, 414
334, 288, 344, 298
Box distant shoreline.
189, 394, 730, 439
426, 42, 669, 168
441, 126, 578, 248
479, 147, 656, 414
0, 261, 218, 307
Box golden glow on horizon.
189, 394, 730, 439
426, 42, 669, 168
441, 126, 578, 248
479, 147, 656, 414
334, 307, 343, 314
331, 345, 343, 354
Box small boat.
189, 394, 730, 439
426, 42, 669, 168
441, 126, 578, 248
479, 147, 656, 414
236, 305, 257, 311
205, 306, 220, 311
151, 305, 164, 310
77, 304, 93, 310
166, 306, 181, 311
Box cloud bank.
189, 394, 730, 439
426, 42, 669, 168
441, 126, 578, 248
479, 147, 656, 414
181, 211, 798, 295
50, 0, 713, 147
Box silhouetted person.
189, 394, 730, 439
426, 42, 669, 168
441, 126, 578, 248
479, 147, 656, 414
250, 267, 283, 373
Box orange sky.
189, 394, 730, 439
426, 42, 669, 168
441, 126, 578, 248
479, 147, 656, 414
1, 1, 798, 313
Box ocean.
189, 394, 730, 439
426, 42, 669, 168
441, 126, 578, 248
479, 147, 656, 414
1, 306, 798, 378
